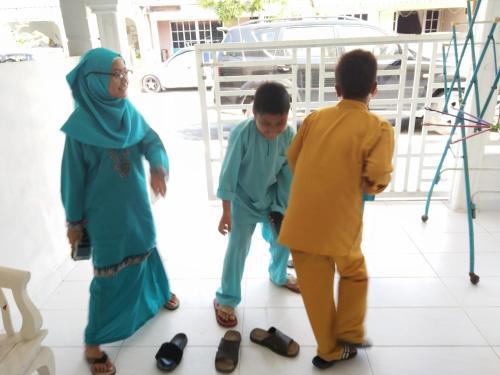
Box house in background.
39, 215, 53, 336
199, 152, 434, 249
0, 0, 468, 65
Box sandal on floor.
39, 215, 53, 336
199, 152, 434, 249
85, 351, 116, 375
312, 345, 357, 369
283, 274, 300, 294
250, 327, 300, 357
215, 330, 241, 373
213, 299, 238, 328
155, 333, 188, 372
164, 293, 180, 311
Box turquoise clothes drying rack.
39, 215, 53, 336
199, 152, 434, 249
421, 0, 500, 284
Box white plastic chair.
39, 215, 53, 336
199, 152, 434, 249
0, 266, 55, 375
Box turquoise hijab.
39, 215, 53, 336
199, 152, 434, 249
61, 48, 149, 148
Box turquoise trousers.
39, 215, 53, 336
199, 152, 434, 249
216, 212, 290, 308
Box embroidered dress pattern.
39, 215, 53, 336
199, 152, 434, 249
108, 149, 130, 177
94, 250, 152, 277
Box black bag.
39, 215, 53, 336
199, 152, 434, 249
71, 227, 92, 261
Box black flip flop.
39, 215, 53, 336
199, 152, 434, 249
155, 333, 188, 372
215, 330, 241, 373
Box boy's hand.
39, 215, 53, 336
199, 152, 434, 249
150, 169, 167, 197
268, 211, 284, 235
218, 212, 232, 235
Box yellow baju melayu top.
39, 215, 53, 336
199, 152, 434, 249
279, 99, 394, 256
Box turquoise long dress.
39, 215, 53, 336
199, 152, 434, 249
60, 48, 172, 345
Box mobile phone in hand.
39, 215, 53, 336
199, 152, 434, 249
269, 211, 284, 235
71, 228, 92, 261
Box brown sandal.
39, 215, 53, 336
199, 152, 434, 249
215, 330, 241, 373
164, 293, 180, 311
283, 274, 300, 294
250, 327, 299, 357
85, 351, 116, 375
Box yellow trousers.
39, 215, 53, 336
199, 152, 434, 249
291, 248, 368, 361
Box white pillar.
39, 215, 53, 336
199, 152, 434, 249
59, 0, 94, 56
149, 13, 161, 63
450, 0, 500, 210
134, 8, 155, 64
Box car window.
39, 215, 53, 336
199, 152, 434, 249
335, 25, 400, 56
169, 51, 194, 68
279, 26, 337, 58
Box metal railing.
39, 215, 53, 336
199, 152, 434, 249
195, 32, 465, 200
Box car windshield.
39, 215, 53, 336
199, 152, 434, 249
335, 25, 401, 56
276, 26, 337, 58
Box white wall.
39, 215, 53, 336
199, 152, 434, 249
0, 56, 79, 305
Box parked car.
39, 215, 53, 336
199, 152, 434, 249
0, 52, 33, 63
214, 17, 463, 130
141, 47, 213, 92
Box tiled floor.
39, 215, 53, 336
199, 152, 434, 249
39, 92, 500, 374
41, 200, 500, 375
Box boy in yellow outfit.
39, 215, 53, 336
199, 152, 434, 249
278, 49, 394, 369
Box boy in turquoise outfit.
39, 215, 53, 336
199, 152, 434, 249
214, 81, 299, 327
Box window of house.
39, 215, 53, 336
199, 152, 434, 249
424, 10, 440, 33
171, 20, 224, 51
341, 14, 368, 21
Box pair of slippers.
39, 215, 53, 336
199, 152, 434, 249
215, 327, 299, 373
155, 333, 188, 372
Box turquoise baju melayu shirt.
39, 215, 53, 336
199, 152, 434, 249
217, 118, 294, 221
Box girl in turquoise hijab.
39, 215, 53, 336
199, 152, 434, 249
60, 48, 178, 375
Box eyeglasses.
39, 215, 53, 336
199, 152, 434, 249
86, 70, 132, 80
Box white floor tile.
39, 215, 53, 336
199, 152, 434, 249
441, 277, 500, 306
424, 253, 500, 277
368, 278, 458, 307
245, 278, 304, 308
367, 347, 500, 375
495, 347, 500, 358
242, 308, 316, 346
168, 278, 222, 308
239, 346, 372, 375
42, 281, 89, 310
65, 261, 94, 281
409, 232, 500, 253
365, 308, 487, 345
364, 253, 436, 277
42, 309, 88, 347
476, 212, 500, 233
122, 308, 234, 347
362, 229, 420, 253
114, 346, 233, 375
466, 308, 500, 345
42, 200, 500, 375
401, 212, 488, 235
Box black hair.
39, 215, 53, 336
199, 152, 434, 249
253, 81, 290, 115
335, 49, 377, 100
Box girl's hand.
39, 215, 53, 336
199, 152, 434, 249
150, 169, 167, 197
218, 212, 232, 235
67, 225, 83, 250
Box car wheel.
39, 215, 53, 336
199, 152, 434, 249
142, 75, 162, 93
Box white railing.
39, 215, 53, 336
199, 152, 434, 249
195, 32, 467, 200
